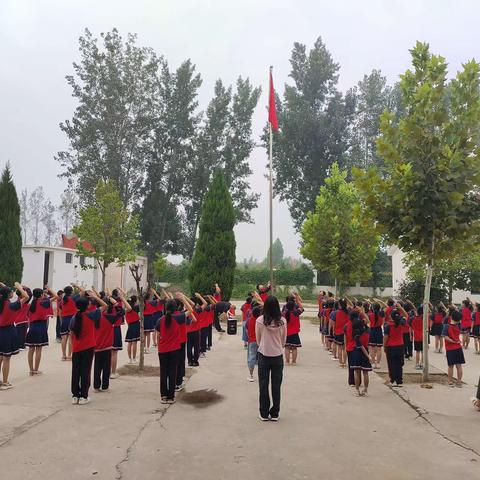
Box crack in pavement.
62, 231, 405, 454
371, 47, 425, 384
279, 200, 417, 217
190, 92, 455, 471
0, 408, 63, 448
387, 385, 480, 458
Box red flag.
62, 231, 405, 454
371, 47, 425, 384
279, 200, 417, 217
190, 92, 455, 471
268, 68, 279, 132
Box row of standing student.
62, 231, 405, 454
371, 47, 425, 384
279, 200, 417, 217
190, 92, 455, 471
317, 295, 473, 394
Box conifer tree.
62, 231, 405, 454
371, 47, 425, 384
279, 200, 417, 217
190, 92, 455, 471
190, 171, 236, 300
0, 164, 23, 285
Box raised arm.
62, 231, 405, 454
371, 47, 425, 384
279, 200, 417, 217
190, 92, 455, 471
87, 290, 108, 311
195, 293, 208, 308
118, 290, 132, 312
15, 282, 29, 304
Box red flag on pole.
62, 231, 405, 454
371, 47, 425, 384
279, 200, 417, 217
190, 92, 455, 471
268, 68, 279, 132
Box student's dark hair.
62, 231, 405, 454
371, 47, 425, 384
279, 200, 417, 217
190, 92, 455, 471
476, 303, 480, 312
284, 300, 295, 323
57, 289, 64, 297
437, 304, 447, 314
62, 285, 73, 304
387, 298, 395, 307
339, 298, 348, 312
363, 302, 370, 314
349, 310, 360, 322
0, 286, 12, 313
372, 302, 381, 326
285, 295, 295, 303
352, 316, 366, 338
391, 310, 401, 327
164, 299, 177, 328
245, 296, 252, 304
71, 297, 90, 338
417, 305, 424, 316
451, 310, 462, 323
29, 288, 44, 313
263, 296, 283, 326
334, 301, 339, 310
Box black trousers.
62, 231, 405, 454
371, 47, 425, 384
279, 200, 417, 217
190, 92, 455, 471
55, 315, 61, 340
187, 331, 200, 364
71, 348, 94, 399
214, 312, 222, 332
258, 352, 283, 418
403, 333, 413, 359
386, 345, 404, 385
16, 323, 28, 349
346, 350, 355, 386
207, 323, 212, 349
159, 350, 178, 400
176, 342, 186, 386
200, 327, 208, 353
477, 376, 480, 400
94, 350, 112, 390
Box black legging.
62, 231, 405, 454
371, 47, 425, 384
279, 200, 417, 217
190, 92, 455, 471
386, 345, 404, 385
94, 350, 112, 390
187, 331, 200, 364
159, 350, 179, 400
71, 348, 94, 399
176, 342, 186, 387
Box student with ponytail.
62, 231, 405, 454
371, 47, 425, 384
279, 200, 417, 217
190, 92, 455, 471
25, 286, 58, 375
283, 293, 304, 365
70, 290, 108, 405
125, 295, 140, 363
59, 285, 78, 361
155, 293, 196, 404
0, 283, 29, 390
383, 306, 407, 387
368, 302, 385, 369
14, 286, 32, 350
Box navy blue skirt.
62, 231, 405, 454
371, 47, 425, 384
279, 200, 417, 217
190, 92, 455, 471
125, 321, 140, 342
0, 325, 20, 356
334, 333, 345, 345
471, 325, 480, 338
350, 347, 372, 371
112, 326, 123, 350
60, 315, 74, 336
143, 315, 155, 333
446, 348, 465, 366
25, 321, 49, 347
430, 323, 443, 336
369, 326, 383, 346
285, 333, 302, 347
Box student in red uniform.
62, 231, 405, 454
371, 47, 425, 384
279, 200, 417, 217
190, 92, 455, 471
106, 289, 126, 379
70, 291, 108, 404
25, 287, 58, 375
187, 295, 204, 367
442, 310, 465, 387
54, 289, 63, 343
283, 294, 304, 365
60, 286, 77, 361
0, 283, 29, 390
472, 303, 480, 355
213, 283, 222, 302
14, 286, 32, 350
368, 303, 385, 369
176, 296, 196, 391
125, 295, 140, 363
256, 282, 271, 303
384, 308, 406, 387
410, 305, 425, 370
143, 289, 159, 353
350, 313, 372, 397
431, 304, 446, 353
241, 297, 253, 349
333, 298, 350, 368
247, 300, 263, 382
156, 295, 196, 404
460, 299, 473, 349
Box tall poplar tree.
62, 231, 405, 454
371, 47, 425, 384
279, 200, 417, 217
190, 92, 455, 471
189, 171, 236, 300
0, 164, 23, 285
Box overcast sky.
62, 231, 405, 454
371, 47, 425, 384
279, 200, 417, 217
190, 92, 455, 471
1, 0, 479, 261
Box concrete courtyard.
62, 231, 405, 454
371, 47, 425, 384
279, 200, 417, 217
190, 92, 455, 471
1, 316, 479, 480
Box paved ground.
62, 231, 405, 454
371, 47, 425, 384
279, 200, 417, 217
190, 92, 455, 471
1, 318, 480, 479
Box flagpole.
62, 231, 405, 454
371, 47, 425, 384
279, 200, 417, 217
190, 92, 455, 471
269, 66, 274, 294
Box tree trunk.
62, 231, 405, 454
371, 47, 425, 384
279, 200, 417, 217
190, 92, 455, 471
137, 280, 145, 372
334, 278, 338, 298
422, 262, 434, 382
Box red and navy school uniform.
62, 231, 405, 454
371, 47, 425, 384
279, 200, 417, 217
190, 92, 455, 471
241, 302, 252, 343
156, 312, 186, 400
344, 321, 356, 385
14, 302, 30, 349
25, 299, 52, 347
471, 312, 480, 339
143, 299, 159, 333
410, 315, 424, 352
93, 311, 116, 391
0, 299, 22, 357
59, 295, 78, 336
70, 308, 102, 399
284, 305, 304, 348
430, 312, 445, 337
384, 318, 406, 386
176, 309, 190, 388
461, 307, 473, 333
187, 307, 202, 366
368, 311, 385, 347
442, 323, 465, 366
110, 305, 125, 351
125, 307, 140, 342
350, 330, 372, 371
333, 309, 349, 346
205, 304, 214, 349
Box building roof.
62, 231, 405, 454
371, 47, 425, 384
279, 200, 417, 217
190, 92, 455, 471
61, 234, 94, 252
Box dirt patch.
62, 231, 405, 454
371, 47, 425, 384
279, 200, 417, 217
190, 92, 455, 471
376, 371, 450, 386
118, 364, 197, 380
178, 388, 224, 408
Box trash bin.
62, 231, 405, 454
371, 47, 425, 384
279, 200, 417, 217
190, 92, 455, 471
227, 318, 237, 335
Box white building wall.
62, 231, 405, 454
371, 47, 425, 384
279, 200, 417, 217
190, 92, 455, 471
21, 247, 46, 287
388, 246, 407, 296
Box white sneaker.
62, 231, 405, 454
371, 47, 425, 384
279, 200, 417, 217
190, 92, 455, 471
128, 359, 133, 364
175, 384, 184, 392
247, 375, 254, 382
78, 397, 90, 405
269, 415, 279, 422
259, 414, 269, 421
110, 373, 119, 379
0, 383, 13, 391
72, 396, 79, 404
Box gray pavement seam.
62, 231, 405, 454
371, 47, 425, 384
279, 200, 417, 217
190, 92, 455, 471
387, 385, 480, 458
0, 408, 62, 448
